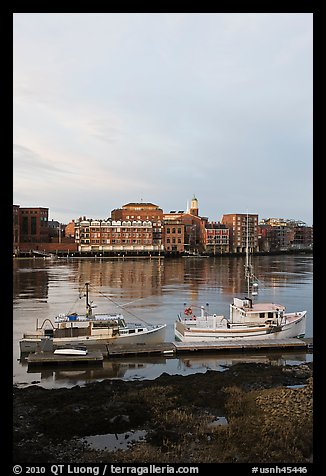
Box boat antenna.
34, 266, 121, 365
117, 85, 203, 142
84, 282, 94, 317
95, 287, 153, 326
244, 213, 251, 296
85, 282, 90, 308
244, 214, 259, 297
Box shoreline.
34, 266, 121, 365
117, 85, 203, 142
13, 361, 313, 464
13, 250, 313, 259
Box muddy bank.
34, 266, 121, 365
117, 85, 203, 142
13, 361, 313, 464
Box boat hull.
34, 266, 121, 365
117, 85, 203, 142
20, 325, 167, 354
175, 313, 306, 342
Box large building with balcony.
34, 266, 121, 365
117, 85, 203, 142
258, 218, 313, 251
222, 213, 259, 253
74, 218, 163, 255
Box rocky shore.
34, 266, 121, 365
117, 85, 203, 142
13, 361, 313, 464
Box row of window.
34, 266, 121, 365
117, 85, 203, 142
81, 239, 153, 245
207, 230, 229, 235
207, 239, 229, 243
166, 238, 182, 244
80, 227, 153, 233
80, 233, 152, 239
232, 216, 258, 221
124, 215, 162, 220
166, 227, 183, 234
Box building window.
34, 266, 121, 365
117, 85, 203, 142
22, 217, 28, 234
31, 217, 37, 235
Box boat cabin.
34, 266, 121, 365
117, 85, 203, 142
230, 298, 286, 326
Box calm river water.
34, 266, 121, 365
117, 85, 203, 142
13, 254, 313, 388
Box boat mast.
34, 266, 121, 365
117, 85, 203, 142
244, 213, 253, 297
85, 282, 90, 308
244, 214, 258, 298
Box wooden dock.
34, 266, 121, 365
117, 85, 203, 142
107, 342, 176, 357
26, 338, 312, 365
173, 338, 311, 353
107, 338, 312, 358
27, 350, 104, 366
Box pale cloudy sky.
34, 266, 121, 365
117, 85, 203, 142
13, 13, 313, 225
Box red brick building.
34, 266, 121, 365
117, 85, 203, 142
222, 213, 258, 253
162, 219, 185, 254
205, 222, 230, 254
74, 218, 163, 254
13, 205, 20, 252
111, 202, 163, 221
163, 211, 207, 254
18, 207, 50, 243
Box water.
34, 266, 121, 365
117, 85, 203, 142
13, 254, 313, 388
81, 430, 147, 451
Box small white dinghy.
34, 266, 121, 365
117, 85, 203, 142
53, 346, 88, 356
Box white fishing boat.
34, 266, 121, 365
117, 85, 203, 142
175, 217, 307, 342
20, 283, 167, 353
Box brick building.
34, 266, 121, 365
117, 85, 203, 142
258, 218, 313, 251
222, 213, 258, 253
162, 219, 185, 254
111, 202, 163, 221
74, 218, 163, 254
205, 222, 230, 254
13, 205, 20, 252
163, 211, 207, 254
18, 207, 50, 243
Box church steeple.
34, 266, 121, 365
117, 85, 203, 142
189, 195, 199, 216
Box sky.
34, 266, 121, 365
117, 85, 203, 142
13, 13, 313, 225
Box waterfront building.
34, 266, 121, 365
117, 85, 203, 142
18, 206, 50, 243
13, 205, 20, 253
48, 219, 66, 243
163, 198, 208, 254
221, 213, 259, 253
163, 219, 185, 254
74, 217, 164, 255
111, 202, 164, 222
258, 218, 313, 251
13, 203, 312, 256
291, 223, 313, 249
12, 205, 78, 256
111, 202, 163, 249
65, 221, 76, 239
205, 222, 230, 254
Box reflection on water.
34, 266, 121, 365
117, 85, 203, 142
13, 255, 313, 388
81, 430, 147, 452
16, 351, 313, 390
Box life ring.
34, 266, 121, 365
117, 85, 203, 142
184, 307, 193, 316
